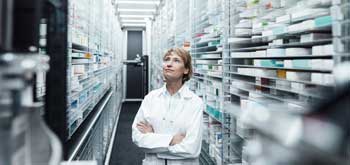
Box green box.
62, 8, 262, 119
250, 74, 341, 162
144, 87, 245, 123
315, 15, 332, 27
292, 59, 311, 69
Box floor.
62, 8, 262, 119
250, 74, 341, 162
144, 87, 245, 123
109, 102, 144, 165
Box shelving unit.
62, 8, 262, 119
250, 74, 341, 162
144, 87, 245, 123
66, 0, 123, 139
150, 0, 349, 164
225, 0, 342, 164
190, 0, 228, 164
43, 0, 124, 163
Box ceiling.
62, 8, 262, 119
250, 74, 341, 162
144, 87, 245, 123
115, 0, 161, 28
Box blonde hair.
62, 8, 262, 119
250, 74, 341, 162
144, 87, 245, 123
163, 48, 193, 83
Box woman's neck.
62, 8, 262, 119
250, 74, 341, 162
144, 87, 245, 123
166, 80, 183, 95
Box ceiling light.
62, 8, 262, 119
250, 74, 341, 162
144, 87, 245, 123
117, 1, 160, 5
120, 15, 153, 18
118, 9, 156, 12
122, 23, 146, 26
121, 19, 148, 23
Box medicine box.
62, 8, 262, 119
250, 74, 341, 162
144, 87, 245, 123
285, 48, 311, 56
254, 50, 267, 57
286, 71, 311, 81
267, 48, 285, 56
292, 59, 312, 69
300, 33, 331, 43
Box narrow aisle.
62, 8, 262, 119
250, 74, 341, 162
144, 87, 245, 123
109, 102, 144, 165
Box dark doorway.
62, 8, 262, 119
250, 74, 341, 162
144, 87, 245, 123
126, 31, 143, 99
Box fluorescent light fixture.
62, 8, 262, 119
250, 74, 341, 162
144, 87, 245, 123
118, 9, 156, 12
120, 15, 153, 18
122, 23, 146, 26
121, 19, 148, 23
117, 1, 160, 5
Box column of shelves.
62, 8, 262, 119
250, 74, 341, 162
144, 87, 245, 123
67, 0, 122, 139
225, 0, 337, 164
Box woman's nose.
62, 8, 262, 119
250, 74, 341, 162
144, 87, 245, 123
165, 61, 173, 66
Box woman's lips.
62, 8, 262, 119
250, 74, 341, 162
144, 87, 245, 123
164, 69, 174, 72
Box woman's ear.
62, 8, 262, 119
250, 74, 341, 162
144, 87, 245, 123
184, 68, 189, 75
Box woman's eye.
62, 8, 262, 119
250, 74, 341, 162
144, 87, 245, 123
174, 59, 180, 63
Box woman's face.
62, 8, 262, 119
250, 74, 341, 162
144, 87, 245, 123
162, 53, 189, 82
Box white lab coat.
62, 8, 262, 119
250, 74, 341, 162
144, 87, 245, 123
132, 84, 203, 165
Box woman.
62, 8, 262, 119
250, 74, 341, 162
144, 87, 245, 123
132, 48, 203, 165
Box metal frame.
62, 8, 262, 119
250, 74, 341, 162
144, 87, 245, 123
44, 0, 69, 158
68, 90, 114, 161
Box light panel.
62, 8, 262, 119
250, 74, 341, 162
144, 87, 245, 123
122, 23, 146, 27
118, 9, 156, 12
120, 15, 153, 18
117, 1, 160, 5
121, 19, 148, 23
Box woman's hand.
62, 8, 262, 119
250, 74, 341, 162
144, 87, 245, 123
170, 133, 186, 146
137, 121, 154, 134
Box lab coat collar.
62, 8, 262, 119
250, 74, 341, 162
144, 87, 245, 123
158, 83, 193, 99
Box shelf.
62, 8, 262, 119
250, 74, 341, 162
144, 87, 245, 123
193, 57, 222, 60
226, 54, 333, 59
191, 45, 219, 51
228, 36, 270, 46
71, 43, 89, 52
71, 49, 91, 54
228, 27, 332, 47
68, 88, 111, 139
223, 71, 334, 87
223, 102, 241, 118
273, 38, 333, 48
191, 51, 223, 55
230, 39, 333, 52
205, 104, 223, 124
230, 45, 269, 52
193, 38, 221, 47
229, 85, 310, 107
71, 62, 94, 65
200, 141, 216, 165
195, 63, 222, 66
226, 90, 249, 99
223, 77, 326, 99
228, 64, 332, 73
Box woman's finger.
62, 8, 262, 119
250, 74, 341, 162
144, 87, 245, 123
137, 123, 146, 127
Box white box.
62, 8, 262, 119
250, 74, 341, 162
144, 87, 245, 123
286, 71, 311, 81
272, 39, 284, 45
235, 19, 253, 28
300, 33, 332, 43
291, 8, 329, 22
235, 28, 252, 36
323, 60, 334, 70
311, 73, 323, 84
267, 48, 285, 56
312, 45, 324, 55
323, 74, 334, 85
254, 60, 261, 66
288, 20, 315, 33
286, 48, 311, 56
311, 59, 324, 70
276, 14, 291, 23
284, 60, 293, 68
73, 65, 85, 74
256, 69, 277, 77
323, 44, 335, 55
231, 52, 252, 57
276, 80, 291, 88
291, 82, 306, 91
262, 30, 273, 37
254, 50, 267, 57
